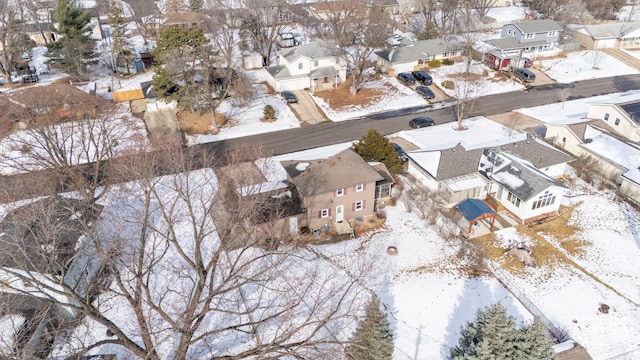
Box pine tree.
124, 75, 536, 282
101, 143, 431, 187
346, 295, 394, 360
108, 1, 134, 74
46, 0, 97, 80
450, 303, 555, 360
353, 129, 403, 174
263, 105, 276, 120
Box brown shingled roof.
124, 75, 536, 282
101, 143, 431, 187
555, 343, 593, 360
281, 149, 384, 197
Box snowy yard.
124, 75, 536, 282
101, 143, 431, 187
538, 51, 638, 83
430, 59, 526, 98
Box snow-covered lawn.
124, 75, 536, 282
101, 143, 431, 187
430, 60, 526, 98
539, 51, 638, 83
186, 84, 301, 145
311, 77, 429, 122
486, 6, 528, 22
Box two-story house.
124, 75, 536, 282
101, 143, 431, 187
265, 43, 347, 91
484, 19, 563, 63
280, 149, 385, 232
586, 93, 640, 142
375, 38, 462, 75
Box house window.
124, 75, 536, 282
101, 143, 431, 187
314, 60, 318, 67
507, 29, 513, 35
355, 183, 364, 192
615, 118, 621, 125
320, 208, 329, 218
525, 33, 534, 39
532, 190, 556, 210
604, 113, 609, 120
354, 200, 364, 211
336, 188, 344, 197
442, 52, 449, 57
506, 192, 521, 207
548, 31, 557, 37
298, 63, 303, 70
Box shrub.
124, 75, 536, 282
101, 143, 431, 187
299, 226, 310, 234
428, 59, 441, 68
263, 105, 276, 120
375, 210, 387, 220
442, 58, 454, 65
441, 80, 454, 89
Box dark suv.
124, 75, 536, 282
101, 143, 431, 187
397, 73, 416, 85
392, 143, 408, 162
409, 117, 436, 128
411, 71, 433, 85
281, 90, 298, 103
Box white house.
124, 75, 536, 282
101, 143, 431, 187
375, 38, 462, 74
265, 43, 347, 91
406, 135, 573, 207
480, 151, 568, 224
573, 22, 640, 50
586, 93, 640, 142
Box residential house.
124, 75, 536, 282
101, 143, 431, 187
586, 93, 640, 142
480, 151, 568, 224
265, 43, 347, 91
369, 162, 395, 209
545, 121, 640, 204
280, 149, 385, 232
306, 0, 367, 20
406, 135, 573, 206
484, 19, 563, 60
375, 38, 463, 74
573, 22, 640, 50
161, 11, 207, 30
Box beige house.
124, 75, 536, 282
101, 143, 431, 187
281, 149, 387, 231
573, 22, 640, 50
586, 94, 640, 142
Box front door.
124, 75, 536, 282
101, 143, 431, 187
336, 205, 344, 223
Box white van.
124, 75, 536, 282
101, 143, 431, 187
514, 68, 535, 83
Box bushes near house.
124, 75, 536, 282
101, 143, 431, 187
441, 80, 455, 89
428, 59, 441, 68
442, 58, 454, 65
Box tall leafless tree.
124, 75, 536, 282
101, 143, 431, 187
239, 0, 294, 66
0, 0, 33, 84
473, 0, 497, 21
0, 144, 373, 359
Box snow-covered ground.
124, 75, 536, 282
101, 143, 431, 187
430, 59, 526, 98
311, 77, 429, 122
485, 6, 528, 22
186, 84, 300, 144
538, 51, 638, 83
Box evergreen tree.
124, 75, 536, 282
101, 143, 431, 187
47, 0, 97, 80
353, 129, 403, 174
450, 303, 555, 360
263, 105, 276, 120
346, 295, 394, 360
108, 1, 134, 74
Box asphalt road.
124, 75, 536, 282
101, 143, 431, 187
3, 74, 640, 202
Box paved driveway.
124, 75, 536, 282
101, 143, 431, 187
290, 90, 328, 125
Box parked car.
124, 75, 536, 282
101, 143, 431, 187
392, 143, 408, 161
522, 57, 533, 68
409, 117, 435, 128
513, 68, 535, 83
397, 73, 416, 85
411, 71, 433, 85
415, 86, 435, 99
281, 90, 298, 103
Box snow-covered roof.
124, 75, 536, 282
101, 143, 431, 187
278, 43, 341, 63
375, 39, 461, 63
580, 130, 640, 184
577, 21, 640, 39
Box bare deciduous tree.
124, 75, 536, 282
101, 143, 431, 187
239, 0, 294, 66
473, 0, 497, 21
591, 50, 605, 69
0, 0, 33, 84
0, 144, 372, 359
121, 0, 160, 44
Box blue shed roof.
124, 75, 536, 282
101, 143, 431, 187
455, 198, 495, 221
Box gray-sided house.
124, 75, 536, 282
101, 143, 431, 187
484, 19, 563, 60
585, 92, 640, 142
375, 38, 462, 75
265, 43, 347, 91
280, 149, 387, 233
573, 22, 640, 50
480, 151, 568, 224
406, 135, 573, 207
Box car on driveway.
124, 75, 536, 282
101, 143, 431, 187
411, 71, 433, 85
281, 90, 298, 103
397, 73, 416, 85
392, 143, 408, 161
415, 86, 435, 99
409, 117, 435, 128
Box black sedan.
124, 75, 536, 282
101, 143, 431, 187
409, 117, 436, 128
416, 86, 435, 99
397, 72, 416, 85
281, 90, 298, 103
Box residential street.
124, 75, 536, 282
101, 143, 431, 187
2, 74, 640, 203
